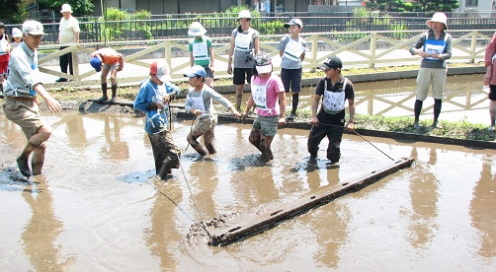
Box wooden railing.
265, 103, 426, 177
38, 29, 492, 90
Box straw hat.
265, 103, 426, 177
426, 12, 448, 30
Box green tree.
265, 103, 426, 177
38, 0, 94, 16
0, 0, 26, 23
411, 0, 459, 12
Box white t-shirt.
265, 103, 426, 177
58, 16, 80, 44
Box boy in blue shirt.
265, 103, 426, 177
134, 61, 181, 180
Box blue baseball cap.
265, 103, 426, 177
90, 56, 102, 72
184, 65, 207, 78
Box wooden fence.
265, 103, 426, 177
38, 29, 492, 90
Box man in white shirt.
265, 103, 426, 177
56, 4, 80, 83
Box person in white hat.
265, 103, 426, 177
134, 60, 182, 180
277, 18, 307, 121
56, 3, 80, 83
483, 32, 496, 131
409, 12, 452, 129
11, 27, 23, 50
241, 53, 287, 162
2, 20, 62, 177
188, 22, 215, 88
227, 9, 260, 111
184, 65, 241, 157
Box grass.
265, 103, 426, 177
49, 62, 495, 143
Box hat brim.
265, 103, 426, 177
27, 30, 45, 35
157, 73, 172, 82
256, 65, 272, 73
188, 29, 207, 37
184, 73, 201, 77
317, 64, 331, 70
61, 9, 73, 13
426, 20, 448, 30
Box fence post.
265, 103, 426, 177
369, 32, 376, 69
311, 34, 318, 72
470, 30, 477, 64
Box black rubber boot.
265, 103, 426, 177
158, 155, 180, 180
97, 83, 108, 102
109, 84, 117, 103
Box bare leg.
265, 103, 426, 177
248, 128, 262, 153
203, 129, 216, 154
490, 100, 496, 130
235, 84, 244, 111
260, 135, 274, 162
18, 125, 52, 177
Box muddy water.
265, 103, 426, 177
0, 107, 495, 271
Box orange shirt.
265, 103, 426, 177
96, 48, 122, 65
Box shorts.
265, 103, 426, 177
489, 85, 496, 101
416, 67, 447, 101
233, 67, 253, 85
252, 115, 279, 137
281, 68, 302, 93
2, 97, 45, 139
193, 114, 218, 134
103, 62, 120, 72
202, 65, 214, 78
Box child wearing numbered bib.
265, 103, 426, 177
242, 54, 287, 162
184, 66, 241, 157
307, 56, 355, 165
188, 22, 215, 87
134, 61, 182, 180
409, 12, 452, 129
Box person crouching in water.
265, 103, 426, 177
134, 61, 181, 180
184, 66, 241, 156
241, 53, 287, 162
307, 56, 355, 165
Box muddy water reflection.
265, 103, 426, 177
0, 111, 495, 270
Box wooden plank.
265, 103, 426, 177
208, 158, 413, 246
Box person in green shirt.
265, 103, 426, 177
188, 22, 215, 87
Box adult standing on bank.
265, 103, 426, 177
188, 22, 215, 87
227, 9, 260, 111
409, 12, 452, 129
277, 18, 307, 121
2, 20, 62, 177
0, 21, 10, 95
307, 56, 355, 165
483, 31, 496, 131
56, 4, 80, 83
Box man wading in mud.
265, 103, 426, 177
2, 20, 62, 177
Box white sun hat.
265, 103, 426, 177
188, 22, 207, 37
426, 12, 448, 30
61, 4, 73, 13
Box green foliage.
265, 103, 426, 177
0, 0, 26, 23
38, 0, 94, 16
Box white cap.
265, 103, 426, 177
12, 27, 22, 38
238, 10, 252, 19
188, 22, 207, 37
22, 20, 45, 35
61, 4, 73, 13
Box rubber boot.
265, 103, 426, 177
432, 99, 442, 128
17, 155, 32, 177
413, 100, 423, 129
187, 132, 207, 156
109, 84, 117, 104
97, 83, 108, 102
158, 155, 180, 180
